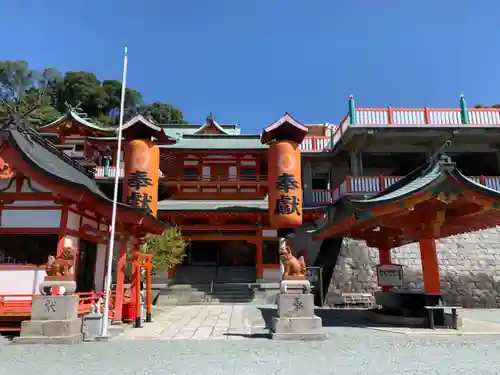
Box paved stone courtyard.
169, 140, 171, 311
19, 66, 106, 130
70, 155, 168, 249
120, 305, 253, 340
3, 306, 500, 375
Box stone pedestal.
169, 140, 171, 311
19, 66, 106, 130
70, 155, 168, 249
39, 280, 77, 295
272, 280, 327, 341
82, 313, 104, 342
14, 294, 83, 345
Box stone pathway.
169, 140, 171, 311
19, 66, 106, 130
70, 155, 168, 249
117, 305, 500, 341
118, 305, 252, 340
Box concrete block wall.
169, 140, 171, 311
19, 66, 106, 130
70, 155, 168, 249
326, 227, 500, 308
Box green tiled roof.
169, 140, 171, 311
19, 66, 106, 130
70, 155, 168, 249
41, 111, 114, 133
349, 159, 445, 206
161, 123, 241, 138
158, 199, 268, 212
309, 153, 500, 236
158, 198, 326, 212
159, 134, 267, 150
2, 120, 162, 231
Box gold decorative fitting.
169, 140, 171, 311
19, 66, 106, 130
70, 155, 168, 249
436, 192, 456, 204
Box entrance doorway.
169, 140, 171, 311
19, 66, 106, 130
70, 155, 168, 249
176, 240, 257, 283
76, 240, 98, 293
184, 241, 256, 267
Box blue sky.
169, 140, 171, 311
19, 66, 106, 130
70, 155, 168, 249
2, 0, 498, 132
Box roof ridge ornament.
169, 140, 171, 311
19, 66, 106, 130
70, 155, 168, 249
430, 140, 452, 163
0, 97, 35, 144
64, 101, 104, 126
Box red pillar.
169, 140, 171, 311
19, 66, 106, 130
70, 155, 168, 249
419, 238, 441, 295
112, 236, 129, 323
378, 246, 392, 292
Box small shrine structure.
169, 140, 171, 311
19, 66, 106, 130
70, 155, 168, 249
0, 116, 164, 327
311, 146, 500, 318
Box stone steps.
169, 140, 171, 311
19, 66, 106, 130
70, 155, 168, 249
154, 282, 278, 306
0, 334, 10, 345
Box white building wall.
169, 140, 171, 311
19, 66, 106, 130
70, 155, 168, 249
67, 211, 80, 231
81, 215, 99, 229
1, 208, 61, 228
0, 268, 45, 295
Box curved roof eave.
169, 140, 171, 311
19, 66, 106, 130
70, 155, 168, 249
40, 111, 114, 133
5, 124, 163, 234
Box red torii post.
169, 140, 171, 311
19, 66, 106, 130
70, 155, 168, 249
131, 251, 153, 328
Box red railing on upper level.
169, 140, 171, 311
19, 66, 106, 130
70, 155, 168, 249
332, 107, 500, 151
310, 175, 500, 205
164, 174, 269, 184
300, 136, 331, 152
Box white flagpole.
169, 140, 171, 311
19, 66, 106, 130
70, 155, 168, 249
100, 46, 128, 338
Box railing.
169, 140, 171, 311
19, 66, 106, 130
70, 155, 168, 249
332, 107, 500, 151
309, 175, 500, 205
0, 292, 108, 321
331, 175, 500, 201
94, 166, 124, 179
94, 167, 165, 179
300, 136, 331, 152
311, 189, 334, 205
355, 108, 500, 126
164, 174, 268, 183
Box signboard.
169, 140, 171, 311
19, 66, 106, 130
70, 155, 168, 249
376, 264, 404, 287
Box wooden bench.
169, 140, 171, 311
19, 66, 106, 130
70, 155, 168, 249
342, 292, 375, 309
424, 305, 462, 330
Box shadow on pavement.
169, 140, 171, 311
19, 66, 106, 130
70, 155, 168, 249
223, 332, 271, 339
256, 307, 380, 330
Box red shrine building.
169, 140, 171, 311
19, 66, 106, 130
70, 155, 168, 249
2, 96, 500, 314
0, 118, 164, 300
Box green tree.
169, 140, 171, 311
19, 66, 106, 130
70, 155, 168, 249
144, 102, 188, 124
101, 79, 145, 125
0, 59, 188, 127
51, 71, 108, 118
0, 60, 61, 126
139, 226, 188, 275
474, 104, 500, 109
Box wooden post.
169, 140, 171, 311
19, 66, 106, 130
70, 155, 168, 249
145, 263, 152, 323
112, 236, 129, 323
378, 246, 392, 292
419, 238, 441, 295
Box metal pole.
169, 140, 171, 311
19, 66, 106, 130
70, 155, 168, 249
100, 47, 128, 338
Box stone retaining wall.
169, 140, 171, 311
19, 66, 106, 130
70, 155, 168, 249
326, 227, 500, 308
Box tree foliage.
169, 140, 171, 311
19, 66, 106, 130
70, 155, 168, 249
0, 61, 61, 125
474, 104, 500, 109
0, 59, 187, 127
139, 226, 188, 274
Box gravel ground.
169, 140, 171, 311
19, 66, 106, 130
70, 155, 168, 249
459, 309, 500, 324
1, 327, 500, 375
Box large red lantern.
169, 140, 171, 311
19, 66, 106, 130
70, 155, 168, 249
261, 113, 309, 230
